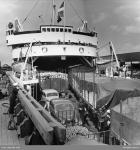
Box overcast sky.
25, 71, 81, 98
0, 0, 140, 65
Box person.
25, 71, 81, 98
0, 89, 4, 99
25, 85, 31, 94
83, 115, 99, 141
84, 115, 98, 133
59, 91, 66, 98
123, 65, 127, 78
31, 83, 43, 102
8, 83, 19, 130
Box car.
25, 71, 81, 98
41, 89, 59, 102
49, 98, 77, 125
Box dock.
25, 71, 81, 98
0, 98, 24, 146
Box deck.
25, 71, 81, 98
0, 98, 24, 146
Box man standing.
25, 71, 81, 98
8, 83, 19, 130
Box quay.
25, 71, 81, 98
0, 98, 24, 145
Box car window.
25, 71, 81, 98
47, 93, 58, 97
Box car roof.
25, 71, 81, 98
43, 89, 58, 94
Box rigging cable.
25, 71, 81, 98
22, 0, 40, 25
38, 15, 45, 24
67, 0, 90, 32
96, 42, 109, 60
97, 43, 109, 52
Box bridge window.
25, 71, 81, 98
68, 29, 71, 32
60, 28, 63, 32
56, 28, 59, 32
47, 28, 50, 32
65, 28, 67, 32
42, 28, 46, 32
51, 28, 55, 32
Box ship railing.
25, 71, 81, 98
86, 129, 130, 145
86, 130, 110, 144
110, 129, 130, 145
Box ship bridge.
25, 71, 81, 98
6, 24, 98, 60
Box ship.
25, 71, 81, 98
6, 0, 97, 72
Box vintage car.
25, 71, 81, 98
49, 98, 77, 124
42, 89, 59, 101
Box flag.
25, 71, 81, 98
57, 1, 64, 23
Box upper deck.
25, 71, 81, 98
6, 25, 98, 48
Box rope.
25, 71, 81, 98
97, 43, 109, 52
67, 0, 90, 32
96, 42, 109, 60
2, 102, 9, 115
22, 0, 40, 25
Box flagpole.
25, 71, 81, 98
63, 0, 66, 43
52, 0, 55, 25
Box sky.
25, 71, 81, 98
0, 0, 140, 65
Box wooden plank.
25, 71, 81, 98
0, 101, 2, 145
0, 100, 22, 146
1, 102, 8, 145
18, 91, 54, 145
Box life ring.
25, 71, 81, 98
8, 22, 13, 29
79, 47, 84, 53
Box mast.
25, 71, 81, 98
63, 0, 66, 43
51, 0, 56, 25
